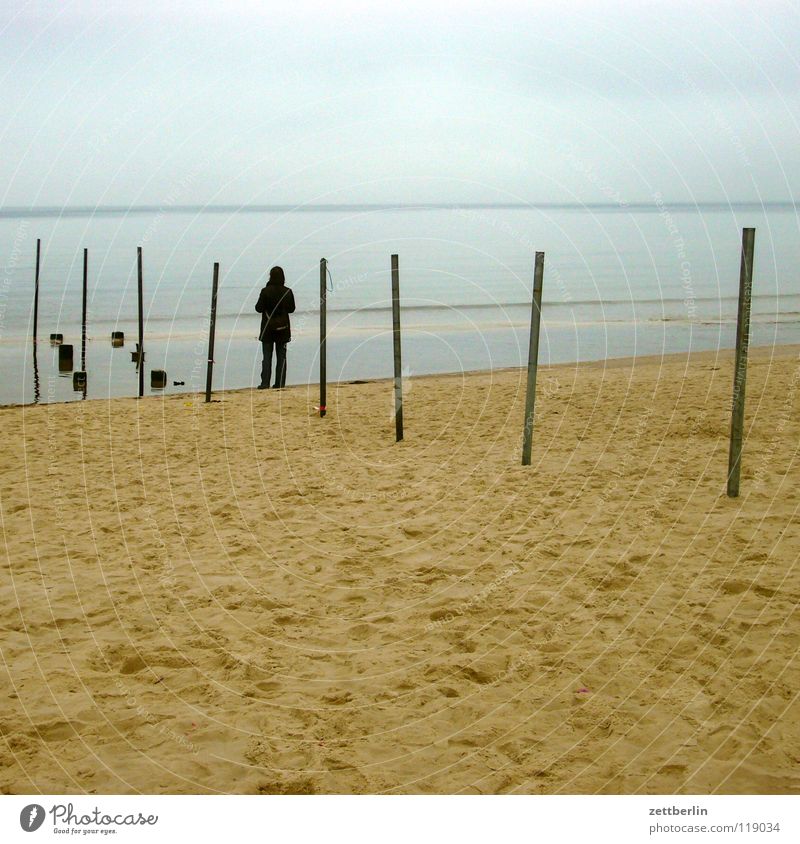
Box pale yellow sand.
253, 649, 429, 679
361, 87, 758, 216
1, 345, 799, 794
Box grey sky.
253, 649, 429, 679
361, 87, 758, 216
1, 0, 798, 206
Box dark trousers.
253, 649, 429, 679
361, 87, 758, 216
261, 339, 287, 388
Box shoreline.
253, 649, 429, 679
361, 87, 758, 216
4, 341, 798, 411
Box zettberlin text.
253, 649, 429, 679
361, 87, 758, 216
649, 806, 708, 816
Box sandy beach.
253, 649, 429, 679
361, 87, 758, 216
1, 344, 798, 795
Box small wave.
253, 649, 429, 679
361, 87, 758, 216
125, 293, 800, 324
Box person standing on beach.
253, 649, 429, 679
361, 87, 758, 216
255, 266, 296, 389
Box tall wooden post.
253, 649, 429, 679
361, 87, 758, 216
137, 246, 144, 398
205, 262, 220, 403
319, 258, 327, 417
32, 238, 41, 403
32, 343, 40, 403
391, 253, 403, 442
521, 251, 545, 466
727, 227, 755, 498
81, 248, 88, 372
33, 238, 41, 343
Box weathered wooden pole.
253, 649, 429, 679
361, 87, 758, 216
727, 227, 755, 498
205, 262, 220, 403
32, 238, 41, 403
521, 251, 545, 466
81, 248, 88, 372
32, 343, 40, 403
391, 253, 403, 442
319, 258, 327, 417
137, 246, 144, 398
33, 238, 41, 343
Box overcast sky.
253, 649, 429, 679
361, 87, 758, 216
1, 0, 798, 207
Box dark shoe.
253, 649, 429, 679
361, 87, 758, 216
257, 384, 269, 390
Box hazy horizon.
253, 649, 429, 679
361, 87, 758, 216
0, 200, 798, 217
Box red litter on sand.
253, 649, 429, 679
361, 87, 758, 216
576, 688, 590, 694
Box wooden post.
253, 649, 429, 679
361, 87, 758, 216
32, 343, 40, 403
81, 248, 88, 373
32, 238, 41, 403
205, 262, 220, 403
319, 258, 327, 417
33, 238, 41, 343
58, 344, 74, 372
521, 251, 545, 466
727, 227, 755, 498
137, 246, 144, 398
391, 253, 403, 442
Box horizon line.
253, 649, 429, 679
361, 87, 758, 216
0, 200, 796, 219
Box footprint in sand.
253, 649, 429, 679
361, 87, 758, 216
321, 691, 353, 705
720, 579, 749, 595
119, 650, 188, 674
349, 623, 373, 641
438, 686, 459, 698
460, 666, 494, 685
119, 654, 148, 675
32, 720, 76, 741
256, 778, 317, 795
429, 608, 451, 622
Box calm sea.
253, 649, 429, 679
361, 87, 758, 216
0, 202, 798, 405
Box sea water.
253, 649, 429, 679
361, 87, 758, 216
0, 202, 798, 405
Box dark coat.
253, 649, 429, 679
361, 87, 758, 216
255, 283, 296, 342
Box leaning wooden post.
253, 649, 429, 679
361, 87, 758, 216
391, 253, 404, 442
137, 246, 144, 398
319, 258, 327, 417
81, 248, 88, 372
33, 238, 41, 343
521, 251, 545, 466
205, 262, 220, 403
727, 227, 755, 497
